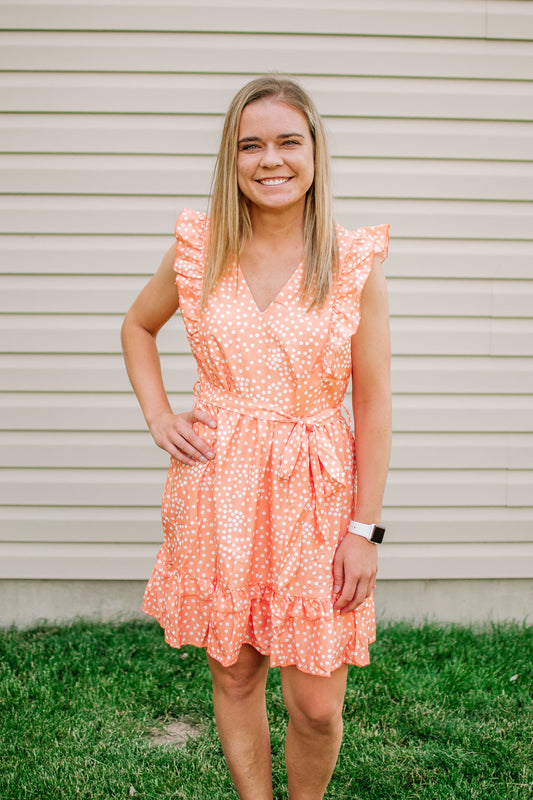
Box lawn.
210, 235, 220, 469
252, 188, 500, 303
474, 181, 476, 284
0, 619, 531, 799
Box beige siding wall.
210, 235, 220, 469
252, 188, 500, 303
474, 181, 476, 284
1, 1, 532, 616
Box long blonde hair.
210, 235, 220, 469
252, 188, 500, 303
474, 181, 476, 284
201, 76, 338, 310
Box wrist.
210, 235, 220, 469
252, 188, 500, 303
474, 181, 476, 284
145, 405, 173, 429
348, 520, 386, 544
351, 507, 383, 525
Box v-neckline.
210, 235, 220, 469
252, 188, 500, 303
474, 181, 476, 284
238, 260, 303, 315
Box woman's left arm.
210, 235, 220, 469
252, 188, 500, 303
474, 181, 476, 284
333, 257, 392, 614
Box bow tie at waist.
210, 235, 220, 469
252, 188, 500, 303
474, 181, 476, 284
194, 382, 351, 539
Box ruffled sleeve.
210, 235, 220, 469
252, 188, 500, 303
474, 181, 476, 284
173, 208, 209, 341
323, 223, 390, 380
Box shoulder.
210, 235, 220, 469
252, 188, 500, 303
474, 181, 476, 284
173, 208, 210, 280
175, 208, 210, 252
336, 222, 390, 270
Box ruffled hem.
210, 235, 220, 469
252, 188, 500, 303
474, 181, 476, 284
173, 208, 208, 342
142, 566, 376, 677
323, 223, 390, 380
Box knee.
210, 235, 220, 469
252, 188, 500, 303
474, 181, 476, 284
290, 696, 343, 737
209, 657, 267, 703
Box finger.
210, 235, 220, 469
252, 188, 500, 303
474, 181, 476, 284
171, 431, 211, 462
191, 407, 217, 428
333, 576, 357, 612
332, 554, 344, 596
175, 427, 215, 460
164, 440, 198, 466
341, 578, 375, 615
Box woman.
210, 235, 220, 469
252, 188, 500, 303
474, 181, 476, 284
122, 76, 391, 800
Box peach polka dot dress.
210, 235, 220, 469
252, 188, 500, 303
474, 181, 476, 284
142, 208, 390, 676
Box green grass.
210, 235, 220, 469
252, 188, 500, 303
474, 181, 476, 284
0, 620, 531, 800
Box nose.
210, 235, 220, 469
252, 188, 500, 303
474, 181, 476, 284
260, 145, 283, 168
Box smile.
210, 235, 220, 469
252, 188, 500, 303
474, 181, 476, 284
257, 178, 292, 186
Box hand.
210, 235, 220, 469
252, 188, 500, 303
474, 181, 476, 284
332, 533, 378, 614
148, 408, 217, 465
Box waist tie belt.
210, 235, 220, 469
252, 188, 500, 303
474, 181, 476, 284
194, 382, 350, 538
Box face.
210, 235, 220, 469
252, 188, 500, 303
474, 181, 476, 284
236, 98, 315, 215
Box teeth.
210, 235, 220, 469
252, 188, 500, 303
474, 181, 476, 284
259, 178, 290, 186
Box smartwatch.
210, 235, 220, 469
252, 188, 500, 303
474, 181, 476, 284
348, 520, 386, 543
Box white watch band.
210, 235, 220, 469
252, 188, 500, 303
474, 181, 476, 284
348, 521, 375, 540
348, 520, 385, 543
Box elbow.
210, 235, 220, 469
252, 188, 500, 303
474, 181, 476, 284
120, 309, 158, 353
120, 310, 133, 352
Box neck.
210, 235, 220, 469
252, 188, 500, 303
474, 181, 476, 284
248, 203, 305, 247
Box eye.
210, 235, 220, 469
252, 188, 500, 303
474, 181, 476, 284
282, 139, 300, 146
240, 143, 259, 151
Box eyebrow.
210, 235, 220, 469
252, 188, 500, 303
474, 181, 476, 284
238, 132, 305, 144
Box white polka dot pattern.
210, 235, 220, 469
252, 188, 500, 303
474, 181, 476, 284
142, 208, 390, 676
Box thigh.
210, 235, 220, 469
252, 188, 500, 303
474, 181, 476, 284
280, 664, 348, 722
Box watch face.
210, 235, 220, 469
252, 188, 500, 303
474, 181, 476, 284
370, 525, 385, 543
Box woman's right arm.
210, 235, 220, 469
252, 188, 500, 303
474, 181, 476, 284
121, 243, 216, 465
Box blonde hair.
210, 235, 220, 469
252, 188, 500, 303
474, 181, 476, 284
201, 76, 338, 310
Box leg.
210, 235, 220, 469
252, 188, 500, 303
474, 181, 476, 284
280, 664, 348, 800
207, 644, 272, 800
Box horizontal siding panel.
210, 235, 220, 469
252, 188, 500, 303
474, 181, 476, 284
392, 356, 533, 395
0, 114, 223, 156
3, 431, 532, 470
2, 540, 531, 580
2, 73, 533, 122
393, 395, 533, 433
2, 506, 533, 545
392, 318, 533, 358
0, 508, 162, 543
0, 353, 197, 392
487, 1, 533, 40
384, 470, 509, 508
0, 431, 170, 469
0, 541, 157, 580
334, 159, 533, 202
4, 505, 533, 544
0, 468, 165, 506
0, 315, 186, 355
329, 118, 533, 161
3, 115, 533, 162
0, 393, 154, 431
493, 284, 533, 318
2, 197, 532, 241
378, 542, 533, 580
0, 467, 526, 508
0, 2, 489, 38
2, 394, 533, 434
391, 432, 524, 470
7, 276, 533, 320
5, 154, 533, 203
3, 32, 533, 81
337, 200, 533, 242
1, 393, 532, 434
507, 472, 533, 507
390, 281, 493, 318
491, 319, 533, 357
2, 353, 533, 394
509, 434, 533, 469
4, 315, 533, 358
385, 506, 533, 543
386, 240, 533, 280
0, 236, 172, 276
2, 237, 533, 280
